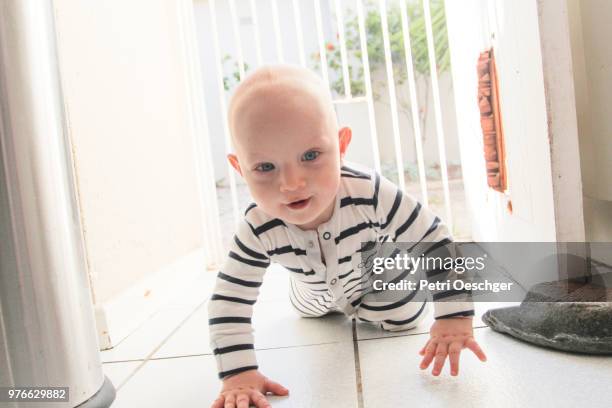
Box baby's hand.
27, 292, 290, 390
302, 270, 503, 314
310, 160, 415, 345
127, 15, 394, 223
418, 317, 487, 376
210, 369, 289, 408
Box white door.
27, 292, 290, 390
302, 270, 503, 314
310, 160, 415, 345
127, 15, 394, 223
444, 0, 586, 284
444, 0, 584, 242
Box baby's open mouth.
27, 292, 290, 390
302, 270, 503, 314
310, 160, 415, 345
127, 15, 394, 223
287, 197, 311, 210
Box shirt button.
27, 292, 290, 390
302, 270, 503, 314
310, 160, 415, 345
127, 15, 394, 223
323, 232, 331, 240
330, 278, 337, 285
307, 240, 314, 248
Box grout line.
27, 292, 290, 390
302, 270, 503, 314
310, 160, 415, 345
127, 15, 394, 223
103, 359, 145, 365
112, 298, 209, 391
357, 324, 491, 344
351, 318, 365, 408
352, 319, 493, 344
104, 339, 355, 366
106, 311, 356, 390
149, 340, 350, 361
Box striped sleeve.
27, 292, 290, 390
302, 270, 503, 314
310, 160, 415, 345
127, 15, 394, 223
207, 217, 270, 379
373, 172, 474, 320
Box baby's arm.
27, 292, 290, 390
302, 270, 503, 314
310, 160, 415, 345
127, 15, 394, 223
372, 172, 474, 319
372, 171, 486, 374
208, 217, 288, 406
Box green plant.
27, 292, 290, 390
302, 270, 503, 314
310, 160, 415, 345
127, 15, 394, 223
222, 54, 250, 91
311, 0, 450, 147
312, 0, 450, 97
221, 0, 451, 146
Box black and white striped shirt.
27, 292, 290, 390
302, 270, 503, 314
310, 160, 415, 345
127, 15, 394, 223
208, 161, 474, 379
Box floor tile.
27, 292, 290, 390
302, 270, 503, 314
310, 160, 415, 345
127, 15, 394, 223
355, 301, 520, 340
100, 306, 199, 363
102, 361, 142, 389
258, 263, 293, 302
151, 302, 212, 358
110, 355, 218, 407
253, 300, 353, 349
258, 343, 358, 408
153, 297, 353, 359
358, 327, 612, 408
106, 262, 350, 362
153, 262, 351, 360
162, 270, 216, 310
113, 343, 358, 408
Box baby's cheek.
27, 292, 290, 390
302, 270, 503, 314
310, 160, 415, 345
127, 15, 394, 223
251, 188, 273, 205
247, 175, 276, 191
323, 173, 340, 192
252, 182, 281, 206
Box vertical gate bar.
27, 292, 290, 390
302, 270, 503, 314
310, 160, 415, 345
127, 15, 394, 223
313, 0, 330, 87
400, 0, 428, 206
209, 0, 240, 225
270, 0, 284, 62
356, 0, 381, 173
291, 0, 306, 67
423, 0, 452, 228
178, 0, 224, 264
248, 0, 264, 66
229, 0, 246, 79
334, 0, 352, 98
379, 0, 406, 188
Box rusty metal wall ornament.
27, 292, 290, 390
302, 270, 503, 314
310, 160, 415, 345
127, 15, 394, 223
477, 49, 507, 192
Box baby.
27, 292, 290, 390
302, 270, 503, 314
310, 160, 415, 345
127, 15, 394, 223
209, 64, 487, 408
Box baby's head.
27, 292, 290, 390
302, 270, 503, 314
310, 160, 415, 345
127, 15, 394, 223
227, 64, 352, 230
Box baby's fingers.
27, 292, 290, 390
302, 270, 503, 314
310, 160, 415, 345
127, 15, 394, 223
419, 340, 437, 369
250, 390, 272, 408
448, 342, 462, 376
263, 377, 289, 396
223, 393, 236, 408
236, 393, 250, 408
432, 342, 448, 376
466, 337, 487, 362
210, 395, 225, 408
419, 339, 430, 356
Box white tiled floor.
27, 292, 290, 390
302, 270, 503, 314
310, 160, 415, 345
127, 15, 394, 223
358, 328, 612, 408
109, 345, 358, 408
102, 269, 612, 407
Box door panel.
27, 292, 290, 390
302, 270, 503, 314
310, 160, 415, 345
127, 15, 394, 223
445, 0, 556, 242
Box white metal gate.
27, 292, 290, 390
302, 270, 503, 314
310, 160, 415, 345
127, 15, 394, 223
193, 0, 466, 266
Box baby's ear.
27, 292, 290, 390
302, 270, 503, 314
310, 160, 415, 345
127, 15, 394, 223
338, 127, 352, 159
227, 154, 243, 176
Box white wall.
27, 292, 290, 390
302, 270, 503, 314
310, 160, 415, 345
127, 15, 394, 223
568, 0, 612, 203
567, 0, 612, 263
53, 0, 205, 345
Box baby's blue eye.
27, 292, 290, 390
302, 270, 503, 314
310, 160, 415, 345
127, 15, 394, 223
255, 163, 275, 172
302, 151, 320, 161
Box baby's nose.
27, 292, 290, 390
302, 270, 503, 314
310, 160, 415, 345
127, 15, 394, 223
279, 168, 306, 192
